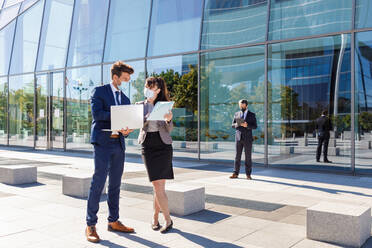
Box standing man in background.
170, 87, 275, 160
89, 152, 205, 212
316, 110, 333, 163
230, 99, 257, 180
85, 61, 134, 243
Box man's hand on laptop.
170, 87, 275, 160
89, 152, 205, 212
119, 127, 134, 136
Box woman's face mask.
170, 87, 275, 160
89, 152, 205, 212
144, 87, 155, 99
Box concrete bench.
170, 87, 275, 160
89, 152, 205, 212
62, 173, 107, 198
0, 165, 37, 185
280, 146, 294, 154
166, 184, 205, 216
327, 147, 340, 156
307, 202, 371, 247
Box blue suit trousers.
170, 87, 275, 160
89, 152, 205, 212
86, 138, 125, 226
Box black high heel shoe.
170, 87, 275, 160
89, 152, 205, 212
151, 222, 161, 231
160, 220, 173, 234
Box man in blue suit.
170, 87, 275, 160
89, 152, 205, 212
230, 99, 257, 180
86, 61, 135, 243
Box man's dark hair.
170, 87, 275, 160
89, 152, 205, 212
322, 110, 328, 116
239, 99, 248, 105
111, 61, 134, 79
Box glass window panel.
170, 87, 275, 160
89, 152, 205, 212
148, 0, 203, 56
104, 0, 150, 62
200, 46, 265, 162
4, 0, 22, 8
103, 61, 145, 153
19, 0, 38, 12
0, 20, 15, 76
201, 0, 267, 50
35, 72, 64, 149
0, 3, 20, 29
67, 0, 109, 67
355, 31, 372, 174
9, 0, 43, 74
147, 54, 198, 158
66, 66, 101, 151
269, 0, 352, 41
0, 76, 7, 144
36, 0, 73, 71
268, 35, 351, 172
9, 73, 34, 146
356, 0, 372, 29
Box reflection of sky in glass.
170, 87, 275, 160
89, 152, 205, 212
67, 0, 108, 67
9, 0, 43, 74
0, 20, 15, 75
36, 0, 73, 71
356, 0, 372, 28
148, 0, 202, 56
269, 0, 352, 40
0, 3, 20, 29
202, 0, 267, 49
104, 0, 150, 62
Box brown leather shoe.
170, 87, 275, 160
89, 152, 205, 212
247, 175, 252, 180
108, 220, 135, 233
85, 225, 100, 243
229, 173, 238, 179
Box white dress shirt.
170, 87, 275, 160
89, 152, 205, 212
110, 82, 121, 105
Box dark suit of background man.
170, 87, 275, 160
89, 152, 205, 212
230, 99, 257, 180
85, 61, 135, 244
316, 110, 333, 163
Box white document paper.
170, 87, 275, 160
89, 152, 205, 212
147, 101, 175, 121
110, 104, 144, 130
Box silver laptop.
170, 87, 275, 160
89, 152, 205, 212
110, 104, 144, 131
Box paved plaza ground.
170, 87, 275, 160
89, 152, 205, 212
0, 147, 371, 248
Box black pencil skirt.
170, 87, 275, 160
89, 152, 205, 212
141, 132, 174, 182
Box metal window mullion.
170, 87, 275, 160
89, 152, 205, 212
264, 0, 271, 167
197, 52, 201, 160
264, 44, 269, 167
350, 0, 357, 175
6, 2, 21, 146
198, 0, 206, 51
63, 0, 76, 151
101, 0, 111, 67
64, 0, 76, 69
33, 0, 47, 149
352, 0, 356, 30
63, 70, 67, 151
351, 31, 356, 175
144, 0, 154, 77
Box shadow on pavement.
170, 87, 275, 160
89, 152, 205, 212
176, 209, 231, 224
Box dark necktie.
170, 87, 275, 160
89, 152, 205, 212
115, 91, 120, 105
241, 111, 244, 119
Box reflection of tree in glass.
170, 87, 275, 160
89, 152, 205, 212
280, 85, 300, 137
359, 112, 372, 131
132, 67, 198, 141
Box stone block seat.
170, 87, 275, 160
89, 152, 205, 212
0, 165, 37, 185
307, 202, 371, 247
166, 184, 205, 216
62, 172, 106, 198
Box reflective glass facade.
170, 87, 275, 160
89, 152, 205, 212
0, 0, 371, 175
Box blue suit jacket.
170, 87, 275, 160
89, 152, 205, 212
90, 84, 130, 150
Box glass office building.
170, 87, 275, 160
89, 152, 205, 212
0, 0, 371, 175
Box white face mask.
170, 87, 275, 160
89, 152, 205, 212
144, 87, 155, 99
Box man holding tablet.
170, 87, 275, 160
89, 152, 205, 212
85, 61, 135, 243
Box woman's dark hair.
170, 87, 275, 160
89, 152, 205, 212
145, 76, 170, 104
